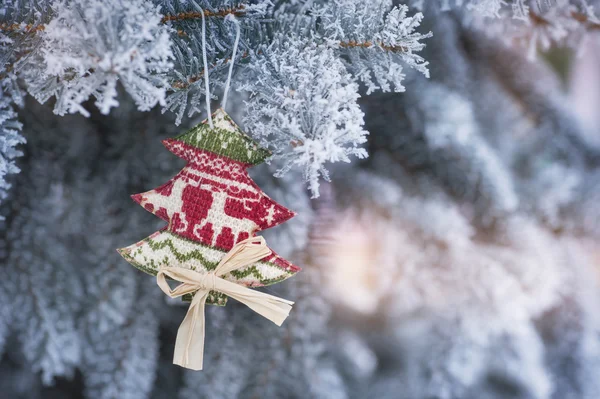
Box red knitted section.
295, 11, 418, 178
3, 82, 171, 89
130, 146, 297, 259
164, 138, 254, 169
267, 250, 301, 273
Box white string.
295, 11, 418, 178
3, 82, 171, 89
199, 7, 213, 128
221, 15, 241, 111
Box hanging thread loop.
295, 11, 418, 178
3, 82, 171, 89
198, 6, 213, 128
221, 14, 241, 111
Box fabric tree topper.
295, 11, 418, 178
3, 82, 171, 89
117, 109, 299, 370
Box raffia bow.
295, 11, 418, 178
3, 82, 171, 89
156, 236, 294, 370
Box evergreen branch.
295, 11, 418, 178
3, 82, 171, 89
160, 5, 247, 23
169, 39, 411, 91
0, 5, 250, 90
0, 48, 36, 80
0, 5, 247, 34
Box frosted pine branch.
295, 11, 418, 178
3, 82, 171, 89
20, 0, 173, 116
242, 37, 368, 197
1, 0, 432, 193
0, 32, 25, 212
311, 1, 432, 93
0, 90, 24, 205
160, 5, 248, 22
415, 0, 600, 57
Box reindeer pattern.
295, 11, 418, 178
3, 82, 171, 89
136, 163, 285, 250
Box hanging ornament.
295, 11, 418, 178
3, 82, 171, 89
117, 109, 300, 370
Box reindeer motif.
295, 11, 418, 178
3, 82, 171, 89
193, 184, 259, 247
138, 177, 190, 234
135, 165, 290, 250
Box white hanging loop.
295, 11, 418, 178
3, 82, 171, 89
221, 14, 241, 111
199, 6, 213, 128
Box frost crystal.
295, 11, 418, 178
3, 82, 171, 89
0, 51, 25, 210
23, 0, 173, 116
466, 0, 507, 18
0, 88, 24, 204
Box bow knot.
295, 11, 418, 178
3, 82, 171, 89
155, 236, 294, 370
197, 273, 216, 291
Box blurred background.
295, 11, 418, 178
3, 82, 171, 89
3, 1, 600, 399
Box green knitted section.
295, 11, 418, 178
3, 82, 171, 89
173, 108, 271, 165
182, 292, 227, 306
144, 237, 220, 271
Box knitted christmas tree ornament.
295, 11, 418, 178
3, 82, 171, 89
117, 109, 299, 370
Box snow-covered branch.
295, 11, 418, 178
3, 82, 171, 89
415, 0, 600, 58
242, 36, 368, 197
20, 0, 173, 116
0, 81, 24, 207
311, 1, 432, 93
0, 0, 432, 194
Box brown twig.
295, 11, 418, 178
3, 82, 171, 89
160, 5, 247, 23
170, 40, 409, 89
570, 11, 600, 31
339, 40, 408, 53
528, 10, 551, 27
0, 22, 45, 34
170, 40, 411, 90
529, 9, 600, 32
170, 51, 250, 90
